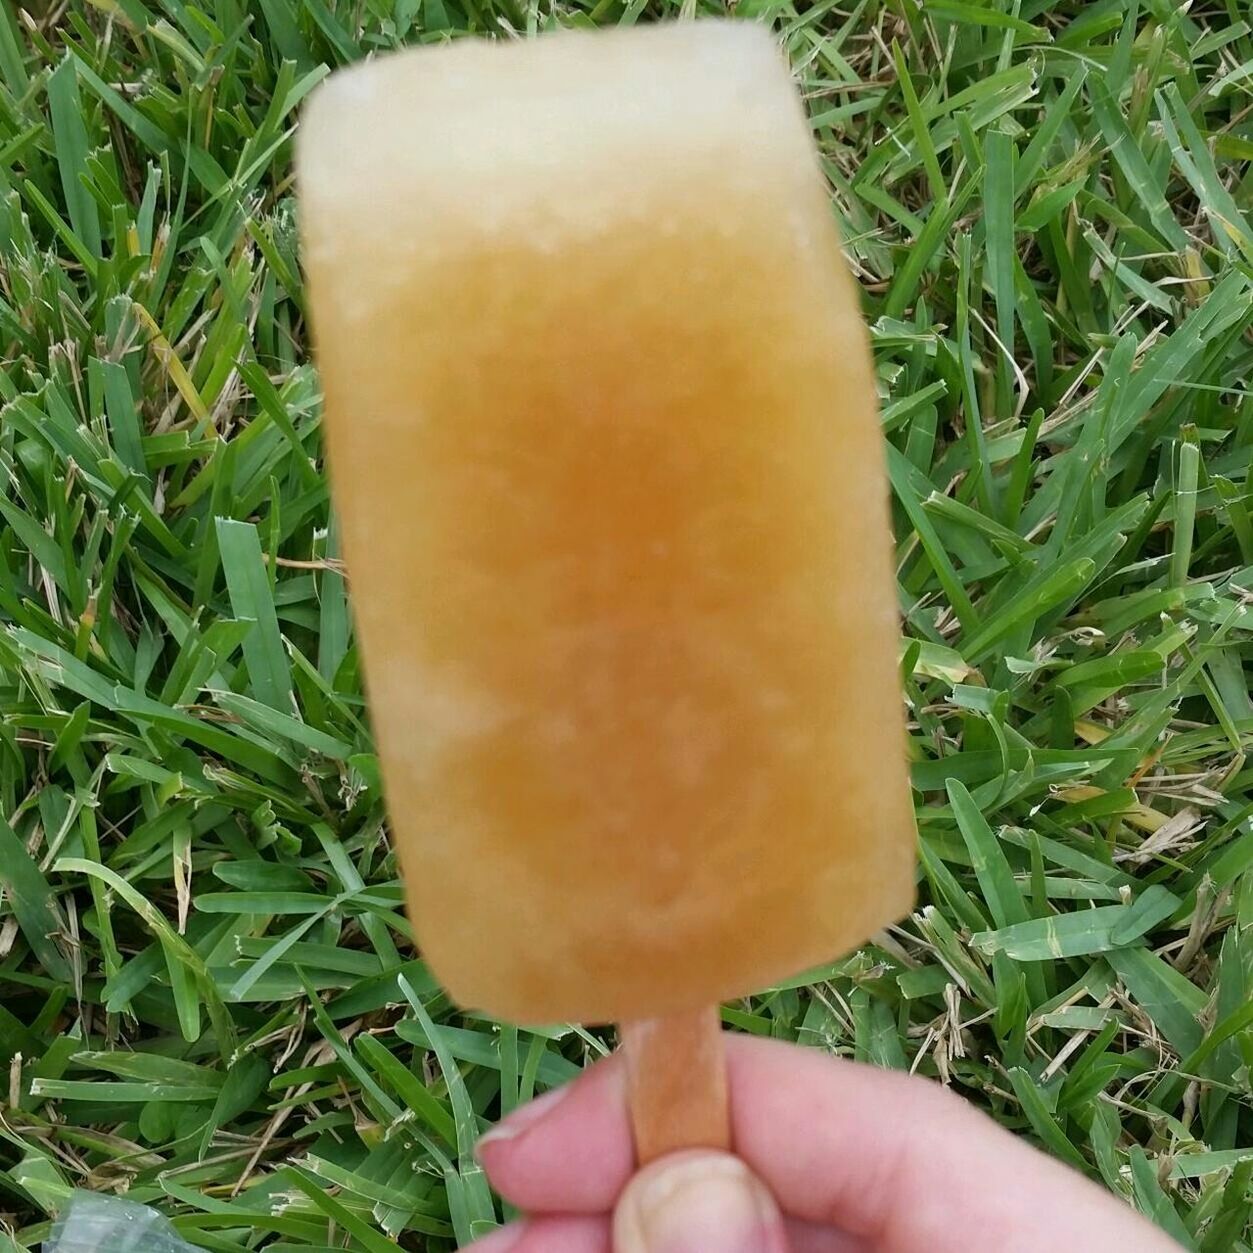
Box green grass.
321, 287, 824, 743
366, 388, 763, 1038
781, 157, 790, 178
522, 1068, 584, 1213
1, 1, 1251, 1249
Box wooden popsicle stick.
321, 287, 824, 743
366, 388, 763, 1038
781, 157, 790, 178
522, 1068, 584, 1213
620, 1005, 730, 1164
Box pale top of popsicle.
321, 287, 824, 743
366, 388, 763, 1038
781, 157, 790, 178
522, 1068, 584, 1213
299, 22, 916, 1025
302, 23, 832, 287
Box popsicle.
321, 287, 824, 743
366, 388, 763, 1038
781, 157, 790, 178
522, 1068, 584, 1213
299, 20, 915, 1160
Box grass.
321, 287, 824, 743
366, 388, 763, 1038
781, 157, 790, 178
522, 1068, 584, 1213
0, 0, 1251, 1248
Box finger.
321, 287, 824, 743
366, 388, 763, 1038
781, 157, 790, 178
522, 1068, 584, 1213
476, 1055, 633, 1212
464, 1213, 865, 1253
784, 1220, 867, 1253
723, 1037, 1178, 1251
468, 1215, 610, 1252
477, 1034, 1180, 1252
611, 1150, 787, 1253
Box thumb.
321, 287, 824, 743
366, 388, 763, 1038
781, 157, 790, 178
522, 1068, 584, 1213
612, 1150, 788, 1253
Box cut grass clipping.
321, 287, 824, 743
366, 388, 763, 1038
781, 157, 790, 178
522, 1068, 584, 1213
1, 2, 1251, 1250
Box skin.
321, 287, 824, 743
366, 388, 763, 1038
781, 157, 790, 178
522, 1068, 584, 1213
469, 1034, 1184, 1252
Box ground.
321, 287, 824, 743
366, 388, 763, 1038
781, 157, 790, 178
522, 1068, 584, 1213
0, 1, 1251, 1249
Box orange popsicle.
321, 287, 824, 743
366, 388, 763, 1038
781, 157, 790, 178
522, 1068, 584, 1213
298, 21, 915, 1028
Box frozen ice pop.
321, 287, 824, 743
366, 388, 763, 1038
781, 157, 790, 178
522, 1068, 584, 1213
298, 23, 915, 1035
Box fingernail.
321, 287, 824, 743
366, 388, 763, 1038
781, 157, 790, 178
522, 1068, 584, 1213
466, 1221, 526, 1251
613, 1152, 784, 1253
476, 1084, 571, 1158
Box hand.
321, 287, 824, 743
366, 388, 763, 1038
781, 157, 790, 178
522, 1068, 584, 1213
470, 1034, 1183, 1252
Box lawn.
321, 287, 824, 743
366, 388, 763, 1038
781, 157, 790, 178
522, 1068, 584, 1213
1, 0, 1251, 1249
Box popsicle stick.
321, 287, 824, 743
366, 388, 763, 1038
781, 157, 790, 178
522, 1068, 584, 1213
620, 1005, 730, 1164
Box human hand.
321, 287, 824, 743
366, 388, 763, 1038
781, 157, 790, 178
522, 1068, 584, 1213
470, 1033, 1183, 1252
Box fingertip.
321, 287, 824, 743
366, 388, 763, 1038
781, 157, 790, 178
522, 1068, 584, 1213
464, 1221, 524, 1252
613, 1149, 788, 1253
465, 1216, 610, 1252
476, 1082, 574, 1167
477, 1052, 635, 1212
